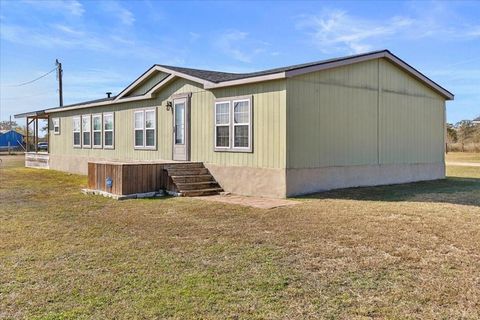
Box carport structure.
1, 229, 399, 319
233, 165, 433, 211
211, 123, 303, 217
15, 111, 50, 168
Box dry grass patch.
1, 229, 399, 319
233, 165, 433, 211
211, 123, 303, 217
1, 163, 479, 319
446, 152, 480, 163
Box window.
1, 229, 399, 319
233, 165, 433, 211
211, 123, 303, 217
103, 113, 114, 149
215, 101, 230, 148
233, 99, 250, 148
73, 116, 81, 147
214, 96, 252, 152
134, 109, 156, 149
92, 114, 102, 148
134, 111, 144, 147
81, 115, 91, 148
53, 118, 60, 134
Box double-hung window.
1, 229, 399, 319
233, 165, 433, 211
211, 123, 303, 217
92, 114, 102, 148
103, 113, 114, 149
82, 115, 91, 148
73, 116, 81, 147
215, 101, 230, 149
134, 108, 156, 149
53, 118, 60, 134
214, 96, 252, 152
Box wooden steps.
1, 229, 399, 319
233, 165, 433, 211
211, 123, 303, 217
163, 162, 223, 197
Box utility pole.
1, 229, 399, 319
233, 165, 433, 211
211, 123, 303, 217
56, 59, 63, 107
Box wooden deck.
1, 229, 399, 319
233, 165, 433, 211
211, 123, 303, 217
87, 161, 222, 197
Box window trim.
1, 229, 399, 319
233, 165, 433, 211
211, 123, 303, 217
92, 113, 103, 149
81, 114, 91, 148
214, 100, 231, 150
73, 116, 81, 148
214, 95, 253, 153
232, 98, 252, 150
134, 108, 157, 150
52, 117, 60, 135
103, 112, 115, 149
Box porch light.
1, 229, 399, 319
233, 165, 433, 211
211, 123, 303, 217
166, 101, 173, 112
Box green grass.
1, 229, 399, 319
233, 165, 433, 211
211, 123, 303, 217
1, 161, 480, 319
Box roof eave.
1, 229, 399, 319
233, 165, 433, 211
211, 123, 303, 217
284, 51, 453, 100
14, 110, 46, 118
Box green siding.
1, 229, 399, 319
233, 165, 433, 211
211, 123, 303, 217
379, 59, 445, 164
49, 57, 446, 172
49, 77, 286, 169
126, 71, 169, 97
286, 58, 446, 169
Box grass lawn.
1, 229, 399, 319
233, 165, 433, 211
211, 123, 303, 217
446, 152, 480, 163
1, 159, 479, 319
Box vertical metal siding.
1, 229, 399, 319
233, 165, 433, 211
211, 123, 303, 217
286, 59, 379, 168
286, 58, 446, 169
127, 71, 169, 97
49, 78, 287, 169
379, 59, 445, 164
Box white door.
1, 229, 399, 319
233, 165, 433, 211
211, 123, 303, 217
173, 98, 189, 161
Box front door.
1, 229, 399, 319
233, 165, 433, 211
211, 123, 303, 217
173, 98, 189, 161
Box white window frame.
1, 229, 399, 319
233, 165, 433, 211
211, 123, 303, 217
232, 98, 252, 151
103, 112, 114, 149
81, 114, 91, 148
52, 117, 60, 135
92, 114, 102, 149
214, 101, 231, 150
73, 116, 81, 148
134, 108, 156, 150
214, 96, 252, 152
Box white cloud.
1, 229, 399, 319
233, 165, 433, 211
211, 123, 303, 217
296, 10, 414, 54
101, 1, 135, 26
215, 30, 271, 63
0, 24, 108, 51
296, 5, 480, 54
23, 0, 85, 16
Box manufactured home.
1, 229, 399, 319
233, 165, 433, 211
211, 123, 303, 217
15, 50, 453, 198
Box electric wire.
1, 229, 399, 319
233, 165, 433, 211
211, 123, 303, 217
1, 67, 57, 87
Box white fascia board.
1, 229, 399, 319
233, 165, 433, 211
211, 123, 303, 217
384, 53, 454, 100
44, 95, 151, 114
285, 52, 386, 77
115, 65, 158, 101
148, 74, 176, 94
154, 66, 216, 88
285, 51, 454, 100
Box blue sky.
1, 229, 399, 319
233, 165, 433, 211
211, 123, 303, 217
0, 0, 479, 124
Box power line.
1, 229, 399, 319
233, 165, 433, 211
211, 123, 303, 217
2, 67, 57, 87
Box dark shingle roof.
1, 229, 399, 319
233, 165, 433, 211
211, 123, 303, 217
474, 116, 480, 121
16, 49, 454, 117
44, 96, 115, 112
156, 50, 388, 83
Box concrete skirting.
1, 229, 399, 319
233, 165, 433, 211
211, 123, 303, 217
204, 163, 286, 198
286, 162, 446, 196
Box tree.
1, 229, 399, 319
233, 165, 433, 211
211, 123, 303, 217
455, 120, 476, 143
446, 123, 457, 143
0, 120, 18, 131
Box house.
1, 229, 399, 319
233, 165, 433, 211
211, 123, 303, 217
15, 50, 453, 198
0, 130, 24, 150
473, 116, 480, 125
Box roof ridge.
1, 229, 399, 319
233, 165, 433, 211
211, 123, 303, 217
157, 49, 390, 78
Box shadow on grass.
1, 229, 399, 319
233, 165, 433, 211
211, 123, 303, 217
299, 177, 480, 207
